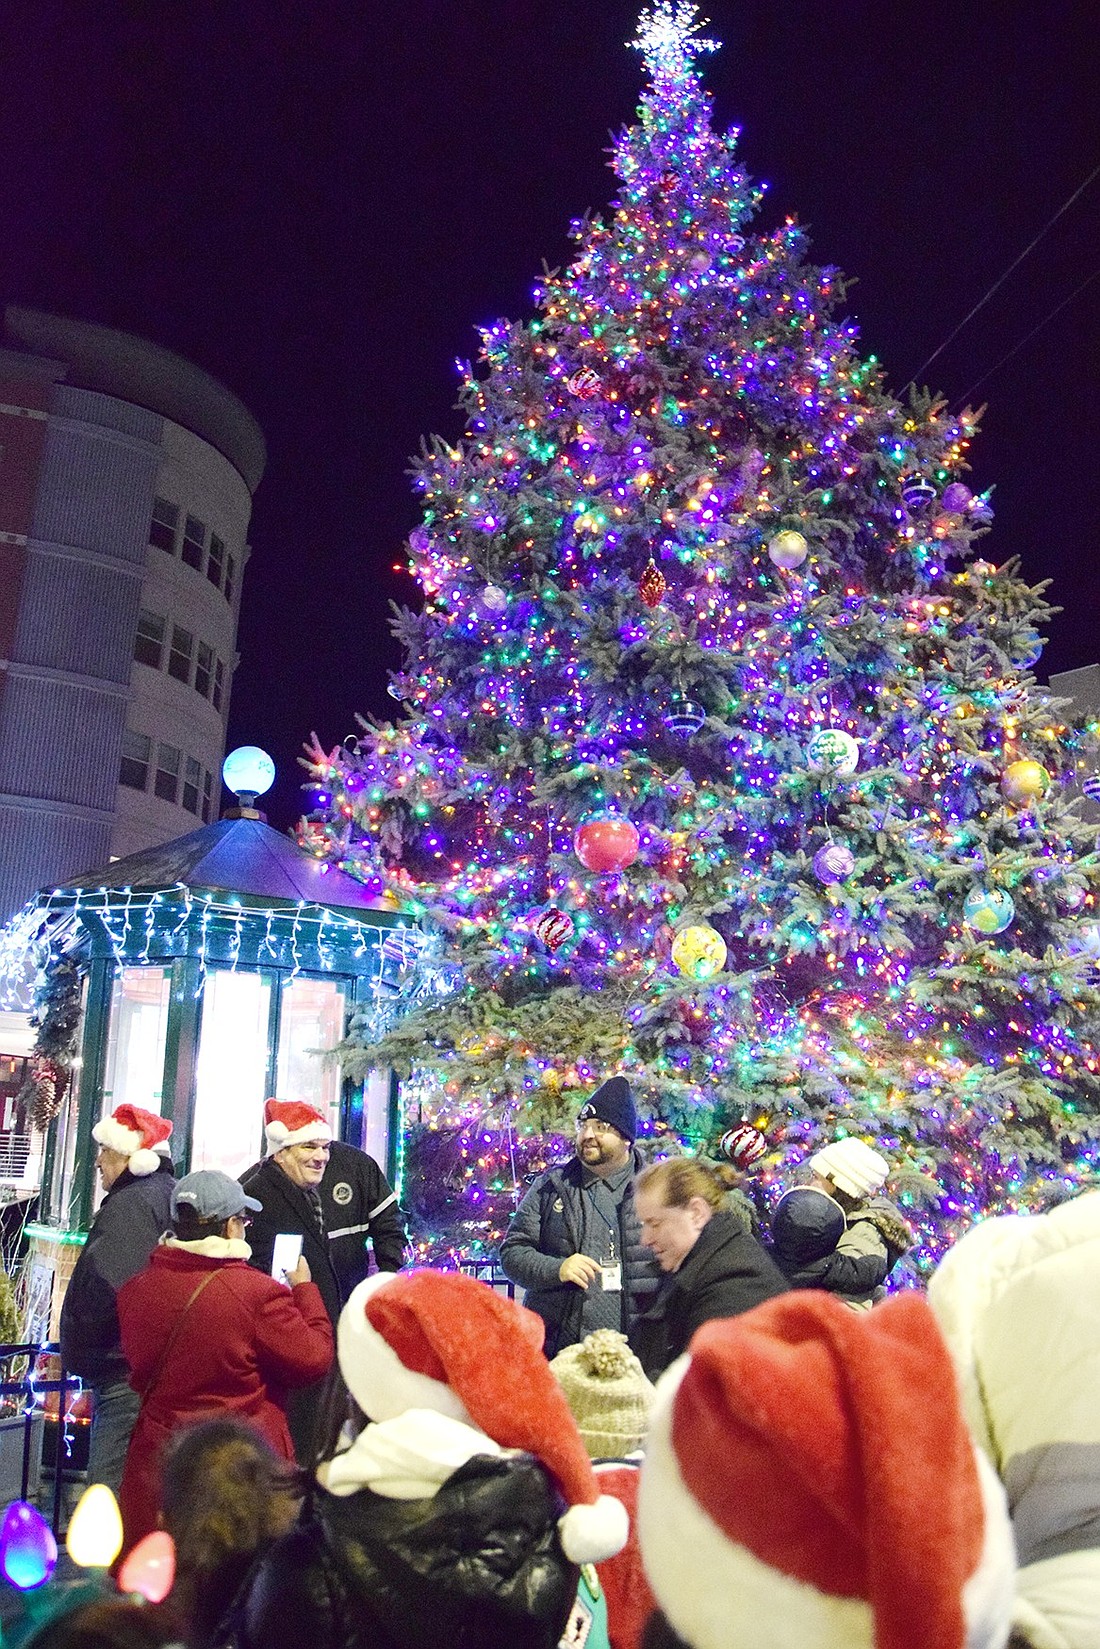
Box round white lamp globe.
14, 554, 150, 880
222, 745, 276, 800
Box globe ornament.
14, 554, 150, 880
806, 727, 860, 776
565, 367, 601, 399
901, 474, 937, 511
962, 887, 1015, 935
573, 814, 640, 874
718, 1124, 767, 1170
767, 529, 808, 570
663, 695, 706, 736
1082, 774, 1100, 803
534, 906, 575, 952
670, 923, 727, 980
638, 558, 667, 608
1001, 759, 1051, 806
813, 842, 856, 884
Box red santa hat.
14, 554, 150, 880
91, 1104, 173, 1178
638, 1291, 1015, 1649
263, 1097, 332, 1154
337, 1269, 629, 1566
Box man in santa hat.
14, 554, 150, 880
59, 1102, 175, 1494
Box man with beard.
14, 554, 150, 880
500, 1077, 658, 1358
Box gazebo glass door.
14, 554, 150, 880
190, 969, 273, 1180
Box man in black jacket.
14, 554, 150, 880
242, 1100, 405, 1325
59, 1104, 175, 1493
499, 1077, 658, 1358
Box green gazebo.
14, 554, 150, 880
3, 812, 419, 1336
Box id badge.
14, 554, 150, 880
600, 1263, 623, 1292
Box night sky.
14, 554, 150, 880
1, 2, 1097, 828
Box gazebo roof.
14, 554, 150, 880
57, 816, 391, 919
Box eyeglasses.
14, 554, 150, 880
235, 1215, 253, 1229
576, 1117, 618, 1136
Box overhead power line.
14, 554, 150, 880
954, 265, 1100, 406
901, 158, 1100, 394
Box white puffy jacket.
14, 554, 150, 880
928, 1192, 1100, 1649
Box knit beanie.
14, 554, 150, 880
91, 1105, 172, 1178
577, 1075, 636, 1143
810, 1137, 890, 1199
550, 1330, 655, 1458
337, 1270, 629, 1564
638, 1291, 1015, 1649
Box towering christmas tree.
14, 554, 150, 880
303, 2, 1100, 1270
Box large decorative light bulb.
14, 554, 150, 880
66, 1484, 124, 1568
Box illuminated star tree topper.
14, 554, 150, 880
629, 0, 720, 83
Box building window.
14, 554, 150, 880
207, 532, 225, 591
182, 514, 206, 571
195, 641, 213, 698
167, 625, 194, 684
203, 768, 215, 822
182, 755, 202, 815
149, 497, 178, 554
134, 610, 165, 669
212, 658, 225, 712
154, 743, 180, 803
224, 553, 237, 606
119, 730, 151, 791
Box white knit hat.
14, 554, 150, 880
92, 1104, 173, 1178
263, 1097, 332, 1155
337, 1269, 629, 1565
810, 1136, 890, 1199
550, 1330, 655, 1458
638, 1292, 1015, 1649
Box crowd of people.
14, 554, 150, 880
7, 1078, 1096, 1648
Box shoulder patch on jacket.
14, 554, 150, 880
331, 1181, 353, 1206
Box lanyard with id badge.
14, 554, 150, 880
590, 1193, 622, 1292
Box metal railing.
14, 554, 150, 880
0, 1342, 83, 1535
0, 1133, 32, 1178
458, 1257, 516, 1298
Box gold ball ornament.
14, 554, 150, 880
1001, 759, 1051, 806
767, 529, 809, 570
670, 923, 727, 980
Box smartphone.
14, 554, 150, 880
271, 1232, 304, 1280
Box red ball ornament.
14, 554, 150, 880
638, 559, 666, 608
534, 906, 575, 952
573, 814, 640, 874
565, 367, 602, 400
718, 1124, 767, 1170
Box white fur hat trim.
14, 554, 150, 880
337, 1273, 472, 1425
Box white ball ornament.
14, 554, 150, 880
806, 728, 860, 776
767, 530, 809, 570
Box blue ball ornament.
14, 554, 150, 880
663, 696, 706, 737
962, 887, 1015, 935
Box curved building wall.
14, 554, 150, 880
0, 317, 263, 920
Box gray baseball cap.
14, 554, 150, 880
172, 1169, 262, 1222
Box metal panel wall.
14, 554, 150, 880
12, 553, 142, 683
0, 677, 128, 809
29, 421, 160, 565
0, 805, 113, 919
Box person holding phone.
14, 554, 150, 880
116, 1169, 333, 1552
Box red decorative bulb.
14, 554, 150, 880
573, 815, 641, 874
534, 906, 575, 951
638, 559, 666, 608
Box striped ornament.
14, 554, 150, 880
535, 906, 575, 952
1082, 775, 1100, 803
663, 697, 706, 737
718, 1125, 768, 1169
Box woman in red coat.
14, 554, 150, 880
117, 1168, 333, 1551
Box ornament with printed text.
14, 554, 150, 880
670, 923, 727, 980
638, 559, 666, 608
663, 696, 706, 736
813, 843, 856, 884
901, 475, 937, 511
963, 887, 1015, 935
718, 1124, 768, 1170
767, 529, 808, 570
533, 906, 575, 952
806, 727, 860, 776
566, 368, 602, 400
1001, 759, 1051, 806
573, 814, 640, 874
